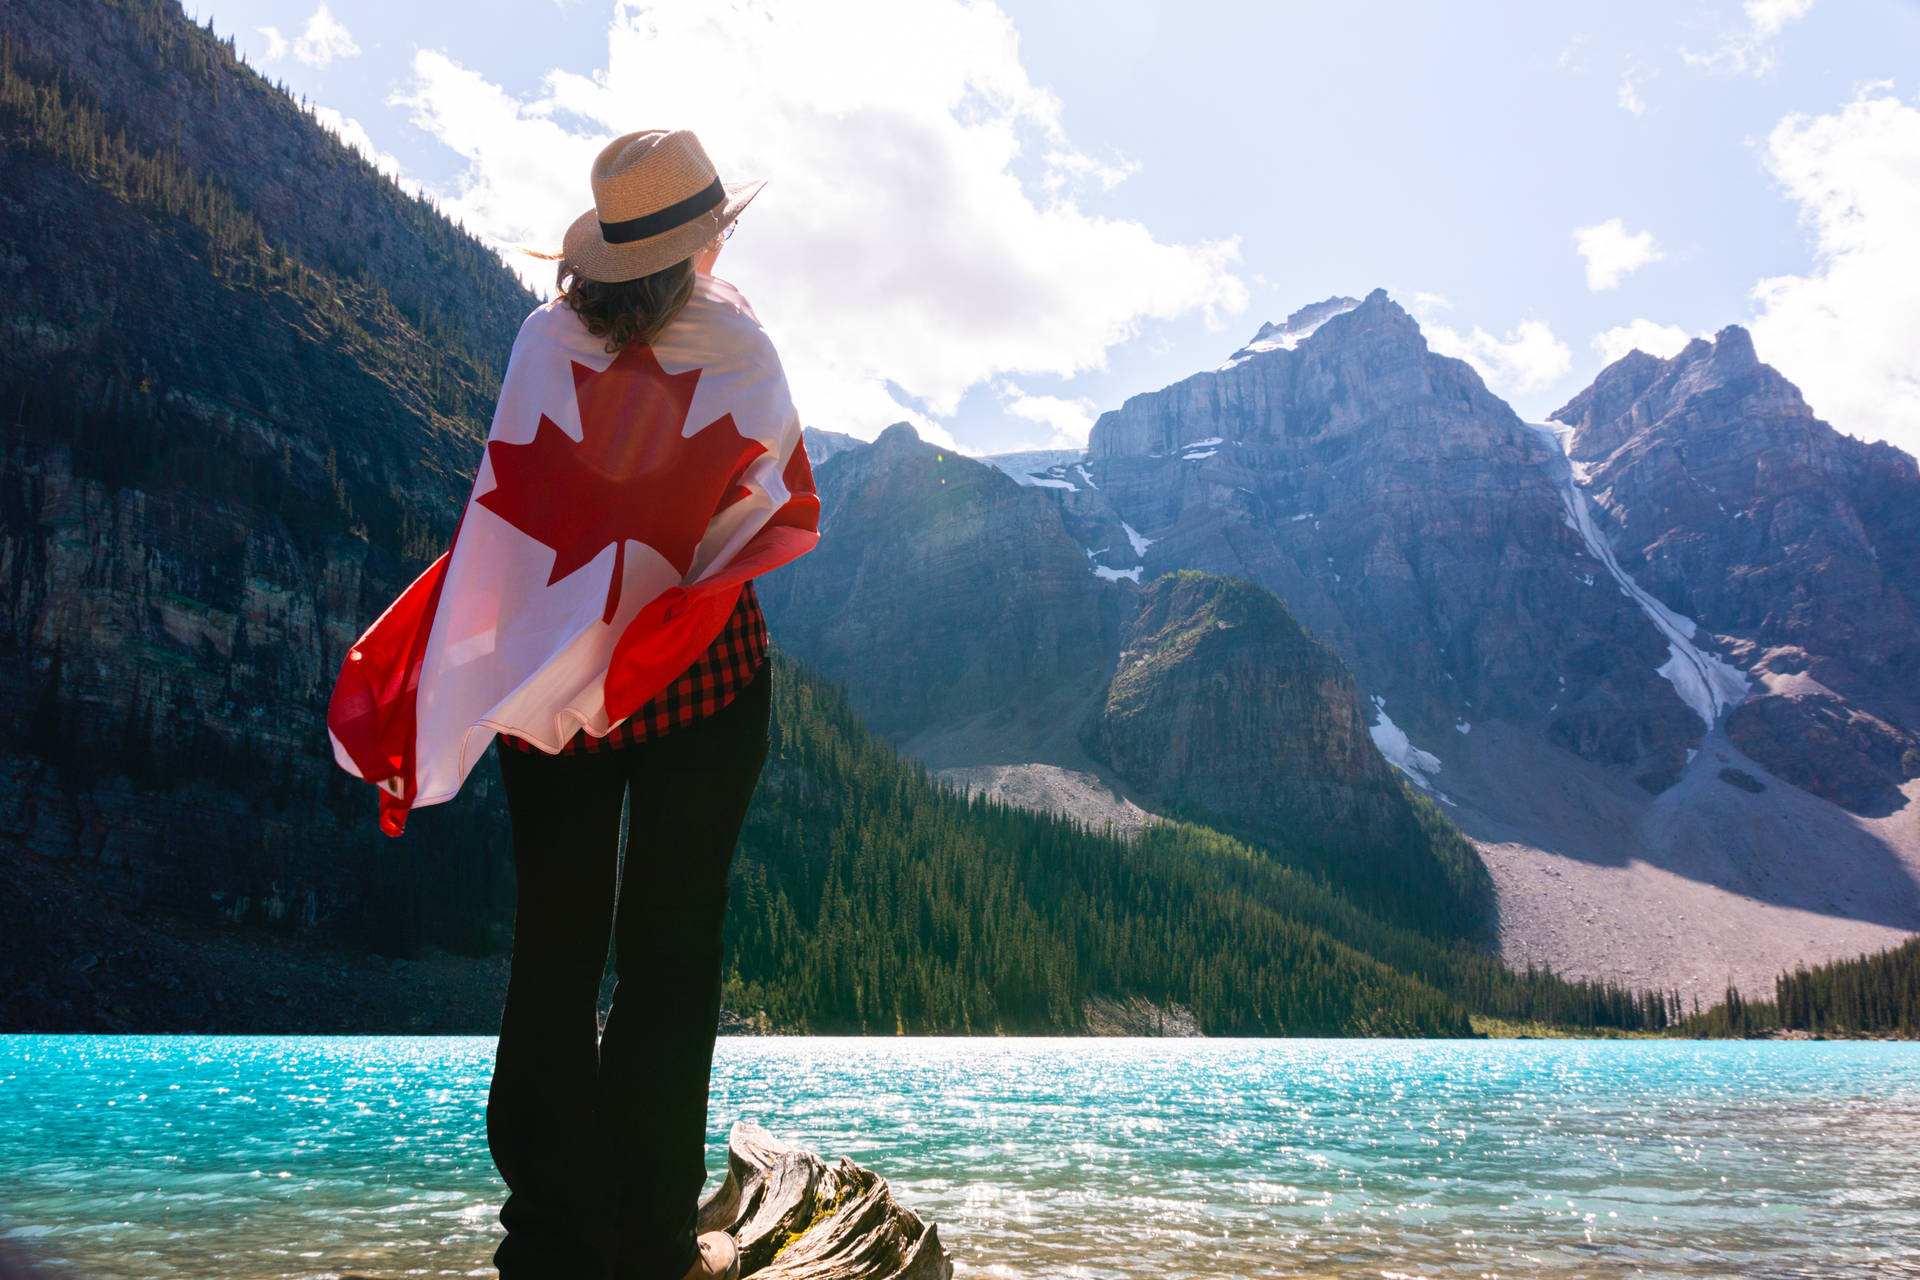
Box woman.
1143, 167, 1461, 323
330, 128, 818, 1280
483, 131, 797, 1280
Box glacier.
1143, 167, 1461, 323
1525, 423, 1749, 727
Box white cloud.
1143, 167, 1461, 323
1617, 60, 1648, 116
1750, 84, 1920, 458
1592, 319, 1693, 365
393, 0, 1247, 439
1683, 0, 1813, 75
1556, 33, 1590, 73
1042, 148, 1137, 193
998, 382, 1097, 449
262, 3, 359, 68
1573, 218, 1664, 290
1421, 313, 1573, 397
1747, 0, 1815, 39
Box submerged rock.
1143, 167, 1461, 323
696, 1121, 953, 1279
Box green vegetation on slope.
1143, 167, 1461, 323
0, 7, 532, 963
0, 24, 524, 560
1089, 571, 1493, 945
728, 653, 1472, 1036
724, 653, 1690, 1037
1679, 937, 1920, 1038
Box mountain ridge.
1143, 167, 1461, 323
783, 289, 1920, 999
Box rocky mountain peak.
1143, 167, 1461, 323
758, 417, 1117, 744
1332, 286, 1424, 342
1090, 286, 1509, 463
1546, 320, 1920, 810
1548, 349, 1665, 441
873, 421, 924, 452
1554, 325, 1811, 463
1232, 295, 1364, 359
1708, 323, 1758, 368
799, 426, 865, 466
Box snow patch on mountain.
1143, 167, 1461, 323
1087, 543, 1142, 583
1368, 695, 1448, 801
1526, 422, 1750, 727
1220, 296, 1362, 369
982, 449, 1086, 489
1121, 521, 1154, 558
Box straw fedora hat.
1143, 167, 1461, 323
559, 129, 764, 283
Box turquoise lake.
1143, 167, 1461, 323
1, 1036, 1916, 1278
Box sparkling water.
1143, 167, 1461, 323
2, 1036, 1916, 1278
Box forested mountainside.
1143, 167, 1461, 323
0, 0, 537, 958
7, 639, 1681, 1035
1086, 572, 1489, 939
731, 653, 1468, 1035
728, 652, 1683, 1037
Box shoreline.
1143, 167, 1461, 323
7, 868, 1912, 1040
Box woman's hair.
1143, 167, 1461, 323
555, 252, 701, 353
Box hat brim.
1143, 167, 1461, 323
559, 178, 765, 284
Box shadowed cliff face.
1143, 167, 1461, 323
756, 424, 1120, 743
1084, 572, 1490, 938
0, 0, 532, 955
1554, 329, 1920, 812
1085, 289, 1701, 794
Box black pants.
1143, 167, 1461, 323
487, 664, 771, 1280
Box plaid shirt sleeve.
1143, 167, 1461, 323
497, 579, 769, 756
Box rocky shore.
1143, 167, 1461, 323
694, 1121, 952, 1279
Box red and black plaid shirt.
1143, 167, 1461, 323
497, 580, 768, 755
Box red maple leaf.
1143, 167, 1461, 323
476, 343, 767, 624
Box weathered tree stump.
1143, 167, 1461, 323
695, 1121, 954, 1279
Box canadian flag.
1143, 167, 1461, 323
327, 275, 819, 835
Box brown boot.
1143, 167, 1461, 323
679, 1231, 740, 1280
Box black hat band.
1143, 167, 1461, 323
599, 177, 727, 245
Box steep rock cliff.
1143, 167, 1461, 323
1554, 329, 1920, 811
1086, 288, 1701, 793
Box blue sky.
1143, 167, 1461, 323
198, 0, 1920, 457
